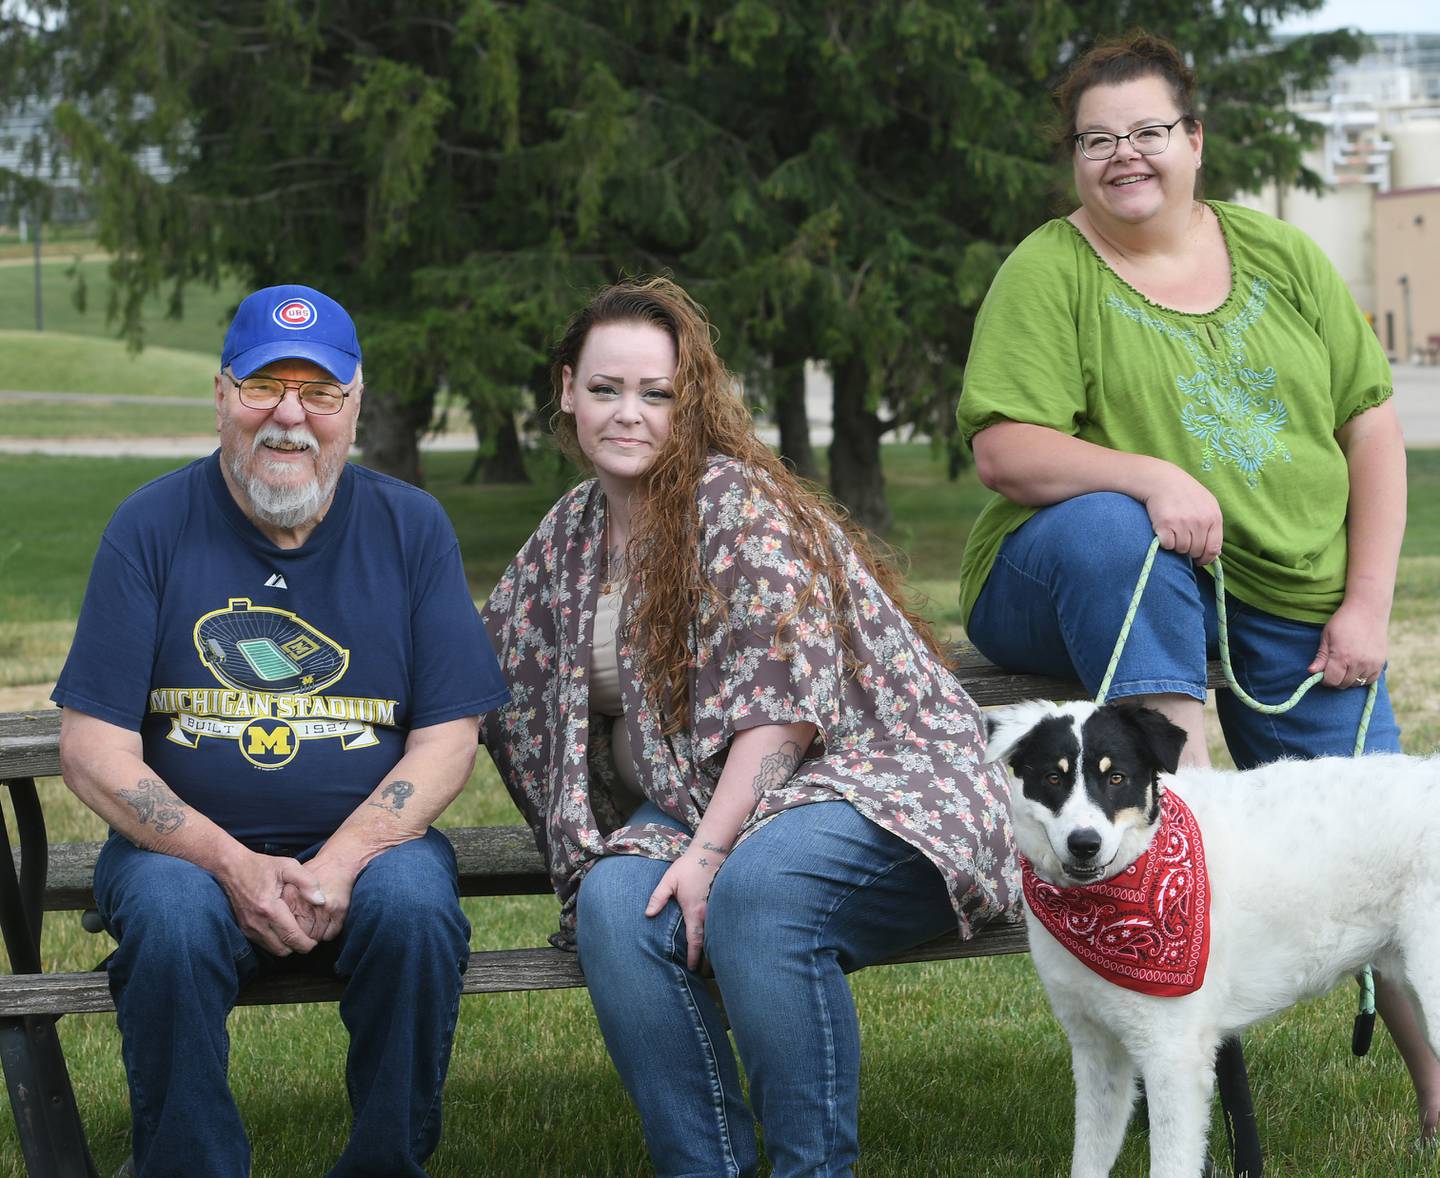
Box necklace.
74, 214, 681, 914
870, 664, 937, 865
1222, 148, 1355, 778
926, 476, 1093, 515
1082, 198, 1206, 264
601, 519, 627, 595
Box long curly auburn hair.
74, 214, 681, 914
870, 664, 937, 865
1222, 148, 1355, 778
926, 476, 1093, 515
550, 276, 939, 733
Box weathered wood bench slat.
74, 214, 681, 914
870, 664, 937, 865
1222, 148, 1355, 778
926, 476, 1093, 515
23, 828, 561, 912
0, 731, 61, 780
16, 829, 1031, 973
0, 649, 1234, 780
0, 923, 1029, 1017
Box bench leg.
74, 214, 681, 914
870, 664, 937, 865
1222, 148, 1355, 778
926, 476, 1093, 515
1, 780, 99, 1176
1215, 1036, 1263, 1177
1, 1015, 99, 1178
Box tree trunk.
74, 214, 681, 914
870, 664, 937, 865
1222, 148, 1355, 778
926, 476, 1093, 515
772, 359, 819, 482
827, 356, 891, 534
466, 400, 531, 484
357, 387, 434, 487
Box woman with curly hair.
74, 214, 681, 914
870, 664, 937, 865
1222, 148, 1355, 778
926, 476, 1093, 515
480, 276, 1017, 1176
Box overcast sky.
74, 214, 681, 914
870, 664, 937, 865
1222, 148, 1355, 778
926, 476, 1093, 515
1274, 0, 1440, 35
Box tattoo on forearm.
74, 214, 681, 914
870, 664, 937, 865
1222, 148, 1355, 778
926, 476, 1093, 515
117, 777, 188, 835
751, 740, 805, 801
368, 779, 415, 816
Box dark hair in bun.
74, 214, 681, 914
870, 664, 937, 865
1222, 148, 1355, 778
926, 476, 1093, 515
1054, 32, 1198, 142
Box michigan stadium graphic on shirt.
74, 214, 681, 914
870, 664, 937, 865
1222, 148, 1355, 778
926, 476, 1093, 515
148, 598, 398, 770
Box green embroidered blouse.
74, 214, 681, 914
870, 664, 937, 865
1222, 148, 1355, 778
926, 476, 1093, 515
956, 200, 1392, 628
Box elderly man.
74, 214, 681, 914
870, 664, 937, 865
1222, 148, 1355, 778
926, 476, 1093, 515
51, 285, 508, 1178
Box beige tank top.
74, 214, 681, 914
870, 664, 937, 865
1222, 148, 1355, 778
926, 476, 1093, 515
591, 590, 643, 810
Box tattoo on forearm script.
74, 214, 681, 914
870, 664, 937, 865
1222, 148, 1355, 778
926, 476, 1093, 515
751, 740, 806, 802
368, 779, 415, 817
117, 777, 188, 835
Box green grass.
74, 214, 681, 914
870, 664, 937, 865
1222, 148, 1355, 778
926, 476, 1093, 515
0, 397, 215, 439
4, 446, 1440, 1175
0, 222, 100, 256
0, 256, 245, 354
1400, 449, 1440, 566
0, 330, 219, 397
0, 455, 179, 626
4, 446, 1438, 665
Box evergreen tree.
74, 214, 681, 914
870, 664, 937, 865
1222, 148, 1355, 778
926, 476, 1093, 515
2, 1, 1361, 526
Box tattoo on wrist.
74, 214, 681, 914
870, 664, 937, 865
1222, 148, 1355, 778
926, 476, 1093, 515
117, 777, 188, 835
693, 840, 732, 872
368, 779, 415, 816
751, 739, 805, 801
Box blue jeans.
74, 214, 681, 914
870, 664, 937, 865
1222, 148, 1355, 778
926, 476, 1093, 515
966, 493, 1400, 768
93, 828, 472, 1178
576, 800, 956, 1178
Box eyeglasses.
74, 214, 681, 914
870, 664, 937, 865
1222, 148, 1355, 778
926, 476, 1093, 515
1072, 117, 1188, 161
230, 374, 351, 415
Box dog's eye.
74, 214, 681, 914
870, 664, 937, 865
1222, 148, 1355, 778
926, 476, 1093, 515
1107, 772, 1125, 786
1043, 771, 1063, 786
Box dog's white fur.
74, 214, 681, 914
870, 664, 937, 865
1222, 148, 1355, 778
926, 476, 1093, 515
987, 700, 1440, 1178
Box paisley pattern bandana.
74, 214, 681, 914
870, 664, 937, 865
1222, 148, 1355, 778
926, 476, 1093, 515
1021, 790, 1210, 997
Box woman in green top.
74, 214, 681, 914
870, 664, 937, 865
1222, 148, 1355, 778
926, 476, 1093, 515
956, 32, 1437, 1137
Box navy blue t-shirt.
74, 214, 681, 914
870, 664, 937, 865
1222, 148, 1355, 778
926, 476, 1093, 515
53, 453, 509, 845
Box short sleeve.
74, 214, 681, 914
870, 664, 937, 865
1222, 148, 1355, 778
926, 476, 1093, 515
956, 224, 1089, 445
1291, 227, 1393, 428
51, 532, 160, 730
408, 527, 510, 729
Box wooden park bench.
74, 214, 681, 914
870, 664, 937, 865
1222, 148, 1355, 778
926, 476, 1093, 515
1, 650, 1253, 1178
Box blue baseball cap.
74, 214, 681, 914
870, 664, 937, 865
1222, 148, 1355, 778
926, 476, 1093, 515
221, 284, 362, 383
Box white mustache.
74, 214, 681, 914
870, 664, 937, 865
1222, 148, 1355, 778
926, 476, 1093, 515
253, 423, 318, 455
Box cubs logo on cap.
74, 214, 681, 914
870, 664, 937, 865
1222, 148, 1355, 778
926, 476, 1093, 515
272, 298, 317, 330
222, 284, 362, 383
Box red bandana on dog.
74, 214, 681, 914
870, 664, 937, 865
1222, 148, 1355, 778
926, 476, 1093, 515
1021, 791, 1210, 997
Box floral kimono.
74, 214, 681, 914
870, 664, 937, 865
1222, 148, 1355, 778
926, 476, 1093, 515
480, 457, 1019, 947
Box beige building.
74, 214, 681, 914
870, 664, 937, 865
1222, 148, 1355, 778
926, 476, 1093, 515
1374, 186, 1440, 361
1239, 103, 1440, 359
1236, 34, 1440, 359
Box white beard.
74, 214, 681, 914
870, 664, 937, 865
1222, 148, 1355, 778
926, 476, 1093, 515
230, 422, 341, 530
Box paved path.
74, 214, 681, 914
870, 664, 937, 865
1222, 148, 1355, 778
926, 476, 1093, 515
0, 251, 110, 269
2, 365, 1438, 457
1393, 366, 1440, 446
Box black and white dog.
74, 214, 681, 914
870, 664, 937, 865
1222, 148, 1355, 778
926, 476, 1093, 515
985, 699, 1440, 1178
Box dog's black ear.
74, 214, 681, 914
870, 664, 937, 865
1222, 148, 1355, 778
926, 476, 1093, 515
982, 701, 1057, 766
1114, 703, 1188, 775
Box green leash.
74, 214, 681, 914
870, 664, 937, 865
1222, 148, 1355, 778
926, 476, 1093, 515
1098, 535, 1380, 1051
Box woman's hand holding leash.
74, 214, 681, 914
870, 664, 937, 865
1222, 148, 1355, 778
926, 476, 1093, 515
1327, 401, 1406, 692
1141, 463, 1223, 565
1309, 598, 1390, 689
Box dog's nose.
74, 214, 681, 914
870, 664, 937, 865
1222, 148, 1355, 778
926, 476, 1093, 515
1067, 828, 1102, 861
